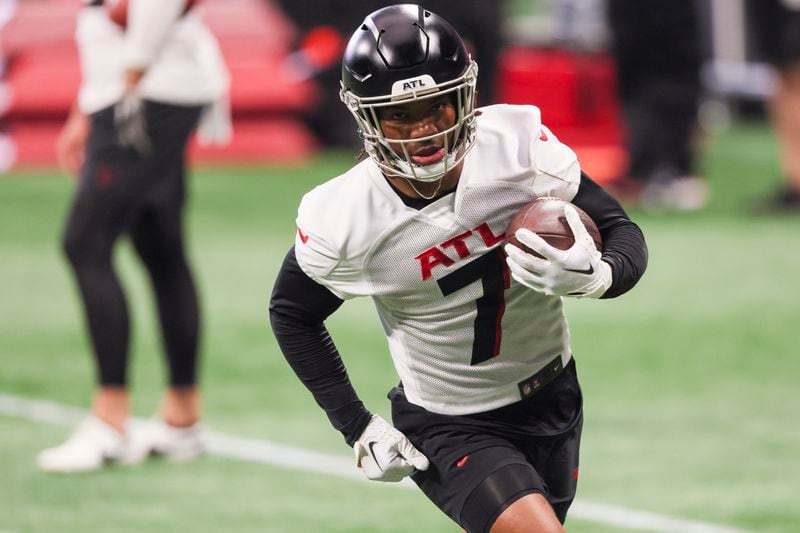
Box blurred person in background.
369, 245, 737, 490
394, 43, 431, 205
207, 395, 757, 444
270, 4, 647, 532
37, 0, 230, 473
606, 0, 708, 211
749, 0, 800, 213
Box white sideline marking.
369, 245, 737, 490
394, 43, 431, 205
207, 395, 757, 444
0, 393, 750, 533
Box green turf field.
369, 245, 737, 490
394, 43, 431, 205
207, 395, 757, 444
1, 122, 798, 532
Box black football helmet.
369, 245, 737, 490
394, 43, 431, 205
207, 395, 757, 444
340, 4, 478, 182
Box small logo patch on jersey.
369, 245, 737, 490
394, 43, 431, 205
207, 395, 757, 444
297, 227, 309, 244
518, 355, 564, 399
456, 455, 470, 469
539, 130, 548, 141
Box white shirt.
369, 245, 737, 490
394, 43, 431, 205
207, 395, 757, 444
294, 104, 582, 415
76, 0, 229, 114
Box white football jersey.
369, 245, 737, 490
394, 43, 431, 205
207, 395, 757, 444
295, 104, 581, 415
76, 2, 229, 114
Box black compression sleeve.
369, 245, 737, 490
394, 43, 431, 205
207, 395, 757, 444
571, 173, 649, 298
269, 247, 373, 446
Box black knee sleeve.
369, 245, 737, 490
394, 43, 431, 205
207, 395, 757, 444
460, 463, 545, 533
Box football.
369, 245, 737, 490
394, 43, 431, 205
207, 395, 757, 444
505, 196, 602, 257
107, 0, 199, 28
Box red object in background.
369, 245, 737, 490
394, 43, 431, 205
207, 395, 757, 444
1, 0, 320, 169
107, 0, 199, 28
4, 117, 317, 169
496, 46, 627, 185
498, 47, 618, 127
188, 119, 317, 163
299, 26, 344, 70
2, 46, 81, 119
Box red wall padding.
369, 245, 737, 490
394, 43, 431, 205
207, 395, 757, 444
496, 46, 626, 184
0, 0, 319, 170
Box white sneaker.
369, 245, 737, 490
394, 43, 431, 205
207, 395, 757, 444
122, 418, 205, 465
669, 176, 709, 211
641, 176, 709, 212
37, 416, 126, 473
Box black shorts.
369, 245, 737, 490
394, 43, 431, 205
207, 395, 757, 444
390, 358, 583, 533
748, 0, 800, 67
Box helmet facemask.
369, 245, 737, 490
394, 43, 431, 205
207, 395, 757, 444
341, 60, 478, 183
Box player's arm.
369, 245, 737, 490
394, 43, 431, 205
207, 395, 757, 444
269, 247, 370, 444
506, 172, 648, 299
115, 0, 188, 152
269, 247, 429, 481
571, 172, 648, 298
124, 0, 188, 80
507, 119, 646, 298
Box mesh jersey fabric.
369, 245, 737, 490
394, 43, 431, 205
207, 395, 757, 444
294, 104, 581, 415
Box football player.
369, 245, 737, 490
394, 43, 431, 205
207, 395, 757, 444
270, 4, 648, 532
37, 0, 229, 472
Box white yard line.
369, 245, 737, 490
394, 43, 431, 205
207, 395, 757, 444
0, 392, 751, 533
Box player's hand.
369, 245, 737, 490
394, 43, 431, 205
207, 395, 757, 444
504, 205, 612, 298
354, 414, 429, 482
114, 90, 151, 155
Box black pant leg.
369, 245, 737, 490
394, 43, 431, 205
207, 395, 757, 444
129, 102, 202, 387
62, 107, 148, 385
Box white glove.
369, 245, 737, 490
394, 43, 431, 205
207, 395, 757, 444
114, 91, 151, 155
504, 205, 612, 298
354, 414, 429, 482
197, 96, 233, 147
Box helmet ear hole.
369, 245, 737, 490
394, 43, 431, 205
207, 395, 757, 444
340, 5, 479, 183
